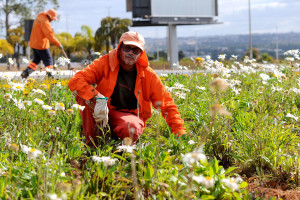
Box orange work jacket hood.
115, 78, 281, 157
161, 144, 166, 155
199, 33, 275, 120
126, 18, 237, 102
108, 41, 149, 72
29, 12, 61, 50
68, 40, 185, 136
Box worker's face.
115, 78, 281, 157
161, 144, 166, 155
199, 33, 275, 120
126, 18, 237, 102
119, 44, 142, 67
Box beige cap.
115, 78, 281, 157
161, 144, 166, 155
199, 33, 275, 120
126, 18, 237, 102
46, 9, 57, 20
119, 31, 145, 51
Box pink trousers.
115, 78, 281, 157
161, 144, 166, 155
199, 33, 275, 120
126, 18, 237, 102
75, 96, 145, 146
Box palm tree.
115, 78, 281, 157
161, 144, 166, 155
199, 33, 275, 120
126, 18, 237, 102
56, 32, 76, 56
94, 17, 132, 53
78, 25, 94, 62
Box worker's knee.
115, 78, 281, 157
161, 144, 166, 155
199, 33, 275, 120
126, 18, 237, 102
112, 121, 143, 143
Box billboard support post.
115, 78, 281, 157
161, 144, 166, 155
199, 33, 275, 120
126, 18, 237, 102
167, 24, 178, 69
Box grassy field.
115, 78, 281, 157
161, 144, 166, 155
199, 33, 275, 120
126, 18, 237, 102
0, 53, 299, 199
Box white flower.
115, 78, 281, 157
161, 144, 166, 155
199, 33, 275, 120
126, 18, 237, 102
182, 151, 207, 165
285, 57, 294, 62
23, 101, 32, 106
60, 172, 66, 177
0, 168, 7, 175
192, 175, 215, 188
48, 110, 56, 116
9, 82, 25, 91
45, 67, 53, 73
27, 148, 42, 159
0, 53, 2, 59
8, 58, 14, 65
218, 54, 226, 60
47, 193, 61, 200
286, 113, 298, 121
196, 86, 206, 90
174, 91, 186, 99
221, 177, 243, 191
160, 73, 168, 77
231, 55, 238, 60
56, 57, 70, 66
13, 99, 25, 110
42, 105, 52, 110
94, 52, 102, 57
30, 89, 46, 96
117, 145, 135, 153
20, 144, 31, 154
72, 104, 85, 111
55, 102, 65, 111
259, 73, 270, 81
22, 58, 29, 64
92, 156, 117, 167
33, 98, 44, 105
4, 93, 12, 100
284, 49, 299, 57
232, 87, 241, 95
188, 140, 196, 144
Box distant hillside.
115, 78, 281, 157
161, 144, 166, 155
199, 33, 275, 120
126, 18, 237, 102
145, 32, 300, 59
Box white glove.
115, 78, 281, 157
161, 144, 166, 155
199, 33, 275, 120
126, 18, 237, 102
93, 97, 109, 127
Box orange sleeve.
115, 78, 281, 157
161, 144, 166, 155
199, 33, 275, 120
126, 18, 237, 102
149, 73, 186, 136
68, 58, 105, 100
41, 20, 61, 47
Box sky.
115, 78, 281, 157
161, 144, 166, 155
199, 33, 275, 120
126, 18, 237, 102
41, 0, 300, 39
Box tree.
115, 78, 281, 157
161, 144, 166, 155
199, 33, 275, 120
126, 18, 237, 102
178, 50, 185, 61
55, 32, 75, 58
75, 25, 94, 62
94, 17, 131, 53
7, 26, 24, 70
260, 53, 274, 63
246, 47, 261, 61
0, 0, 59, 39
0, 38, 14, 54
0, 39, 14, 70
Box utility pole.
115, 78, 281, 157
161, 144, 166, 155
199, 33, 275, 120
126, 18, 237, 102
156, 28, 159, 61
276, 26, 279, 60
106, 7, 111, 16
66, 14, 69, 33
248, 0, 253, 59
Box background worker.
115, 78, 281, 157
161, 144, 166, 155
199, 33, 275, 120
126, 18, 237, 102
68, 31, 185, 147
21, 9, 63, 79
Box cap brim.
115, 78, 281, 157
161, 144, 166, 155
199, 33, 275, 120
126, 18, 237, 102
123, 41, 143, 51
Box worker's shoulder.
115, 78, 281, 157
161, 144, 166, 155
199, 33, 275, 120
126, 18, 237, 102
36, 13, 48, 23
144, 65, 155, 74
143, 66, 159, 78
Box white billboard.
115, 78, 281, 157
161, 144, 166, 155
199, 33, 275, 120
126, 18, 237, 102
151, 0, 217, 17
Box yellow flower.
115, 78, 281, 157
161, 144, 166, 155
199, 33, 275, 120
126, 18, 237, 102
48, 110, 56, 116
29, 110, 36, 115
7, 143, 19, 152
66, 109, 73, 115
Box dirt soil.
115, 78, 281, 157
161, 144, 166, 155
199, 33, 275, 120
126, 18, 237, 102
247, 177, 300, 200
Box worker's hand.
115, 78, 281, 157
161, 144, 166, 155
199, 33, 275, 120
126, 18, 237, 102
93, 97, 109, 127
59, 44, 63, 50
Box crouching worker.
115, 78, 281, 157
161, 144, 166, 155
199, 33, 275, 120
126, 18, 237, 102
68, 31, 185, 147
21, 9, 63, 79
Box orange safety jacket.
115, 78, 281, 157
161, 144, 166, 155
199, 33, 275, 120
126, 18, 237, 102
29, 12, 61, 50
68, 42, 185, 136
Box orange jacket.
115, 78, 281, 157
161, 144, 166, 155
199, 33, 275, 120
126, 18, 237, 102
29, 12, 61, 50
68, 42, 185, 136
